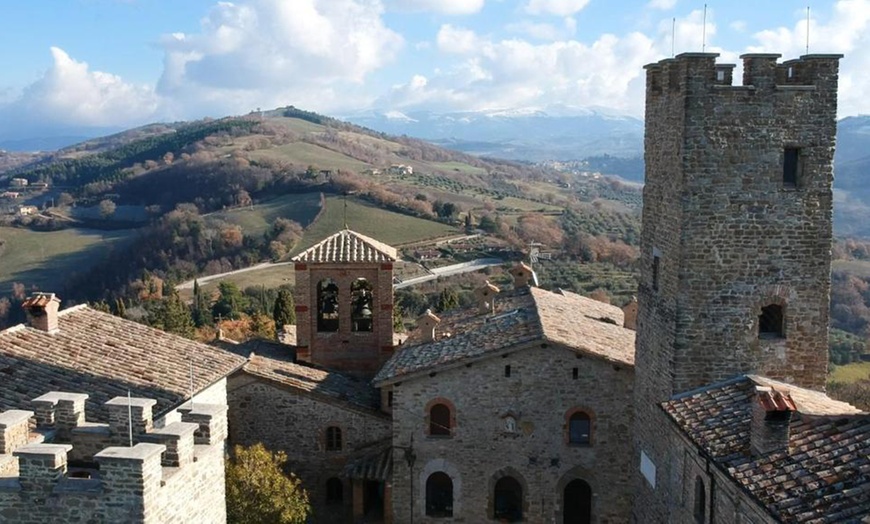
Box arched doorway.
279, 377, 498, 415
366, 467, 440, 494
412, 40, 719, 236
494, 476, 523, 522
563, 478, 592, 523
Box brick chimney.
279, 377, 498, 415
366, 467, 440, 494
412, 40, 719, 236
22, 293, 61, 334
509, 262, 535, 288
750, 386, 796, 457
417, 309, 441, 343
474, 281, 500, 315
622, 297, 638, 330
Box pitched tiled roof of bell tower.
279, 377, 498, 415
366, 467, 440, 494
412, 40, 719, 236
292, 229, 398, 263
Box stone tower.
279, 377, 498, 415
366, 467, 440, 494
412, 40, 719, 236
292, 229, 397, 377
633, 52, 842, 521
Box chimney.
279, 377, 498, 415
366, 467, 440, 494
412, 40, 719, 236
22, 293, 61, 333
417, 310, 441, 343
750, 386, 796, 457
509, 262, 535, 288
622, 297, 638, 330
474, 281, 500, 315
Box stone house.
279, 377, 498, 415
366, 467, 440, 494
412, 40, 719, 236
17, 205, 37, 216
8, 178, 27, 188
0, 293, 245, 523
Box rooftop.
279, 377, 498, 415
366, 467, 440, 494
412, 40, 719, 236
374, 286, 634, 384
663, 375, 870, 523
292, 229, 398, 264
0, 305, 246, 421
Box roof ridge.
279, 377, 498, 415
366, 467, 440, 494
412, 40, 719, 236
669, 374, 750, 401
57, 304, 90, 317
292, 228, 397, 263
0, 323, 26, 335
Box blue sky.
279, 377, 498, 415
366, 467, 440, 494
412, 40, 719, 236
1, 0, 867, 139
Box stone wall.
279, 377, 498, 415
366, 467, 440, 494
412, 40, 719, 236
294, 262, 395, 377
227, 374, 392, 523
0, 391, 229, 524
633, 52, 841, 522
389, 344, 634, 524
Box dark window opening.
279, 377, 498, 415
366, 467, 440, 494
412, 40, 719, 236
759, 304, 784, 339
351, 278, 374, 332
504, 365, 511, 378
317, 279, 340, 332
387, 391, 394, 408
652, 255, 660, 292
783, 147, 800, 187
693, 476, 706, 524
325, 426, 342, 451
326, 477, 344, 504
563, 478, 592, 524
429, 403, 451, 436
426, 472, 453, 518
572, 367, 579, 380
569, 412, 591, 445
494, 476, 523, 522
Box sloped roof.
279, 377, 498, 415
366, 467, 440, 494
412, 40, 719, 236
0, 306, 246, 422
663, 375, 870, 523
234, 343, 383, 414
374, 286, 634, 384
292, 229, 398, 263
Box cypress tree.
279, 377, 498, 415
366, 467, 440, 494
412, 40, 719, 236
272, 289, 296, 329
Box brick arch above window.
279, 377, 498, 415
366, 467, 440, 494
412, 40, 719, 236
424, 397, 456, 437
564, 406, 596, 446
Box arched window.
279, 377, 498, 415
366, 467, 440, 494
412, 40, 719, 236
429, 403, 452, 436
568, 412, 591, 445
317, 279, 339, 332
563, 479, 592, 524
325, 426, 342, 451
351, 278, 374, 332
693, 476, 706, 524
759, 304, 784, 338
425, 472, 453, 517
326, 477, 344, 504
494, 476, 523, 522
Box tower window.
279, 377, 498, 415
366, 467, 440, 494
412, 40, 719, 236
693, 476, 706, 524
504, 365, 511, 378
783, 147, 800, 187
572, 367, 579, 380
429, 403, 453, 437
568, 411, 592, 445
350, 278, 374, 332
759, 304, 784, 339
325, 426, 343, 451
317, 279, 339, 332
652, 255, 661, 292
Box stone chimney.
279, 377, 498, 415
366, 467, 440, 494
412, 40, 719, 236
417, 309, 441, 343
509, 262, 535, 288
622, 297, 638, 330
22, 293, 61, 334
750, 386, 796, 457
474, 281, 500, 315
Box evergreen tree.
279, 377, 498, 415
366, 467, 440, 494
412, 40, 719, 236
226, 443, 310, 524
250, 312, 277, 341
115, 298, 127, 319
192, 280, 213, 327
435, 287, 460, 313
272, 289, 296, 329
212, 281, 248, 320
150, 291, 195, 339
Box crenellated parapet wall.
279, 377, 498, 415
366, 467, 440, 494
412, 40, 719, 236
0, 391, 229, 523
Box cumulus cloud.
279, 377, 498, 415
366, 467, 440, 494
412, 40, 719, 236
436, 25, 484, 54
524, 0, 590, 17
0, 47, 158, 137
388, 0, 485, 15
507, 17, 577, 41
648, 0, 677, 10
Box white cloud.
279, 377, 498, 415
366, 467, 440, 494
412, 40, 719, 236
436, 25, 483, 54
389, 0, 485, 15
0, 47, 158, 136
507, 17, 577, 40
524, 0, 590, 17
647, 0, 676, 10
730, 20, 747, 32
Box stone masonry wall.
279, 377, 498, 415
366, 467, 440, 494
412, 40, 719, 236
390, 344, 634, 524
227, 374, 392, 523
633, 53, 841, 523
294, 262, 395, 377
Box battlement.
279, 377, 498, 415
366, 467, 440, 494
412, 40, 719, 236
0, 391, 229, 523
645, 52, 843, 96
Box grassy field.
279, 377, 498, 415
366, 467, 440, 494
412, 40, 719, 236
833, 259, 870, 277
829, 361, 870, 384
184, 265, 297, 302
207, 193, 324, 235
293, 196, 459, 253
427, 161, 488, 175
248, 142, 371, 172
0, 226, 135, 293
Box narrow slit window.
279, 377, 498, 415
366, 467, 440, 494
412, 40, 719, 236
783, 147, 800, 187
652, 255, 661, 292
572, 367, 579, 380
504, 365, 511, 378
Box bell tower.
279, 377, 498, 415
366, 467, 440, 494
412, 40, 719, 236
292, 229, 397, 377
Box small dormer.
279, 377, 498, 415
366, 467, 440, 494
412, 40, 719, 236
417, 309, 441, 343
474, 281, 500, 315
509, 262, 536, 288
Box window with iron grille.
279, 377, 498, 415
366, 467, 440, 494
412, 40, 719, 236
325, 426, 342, 451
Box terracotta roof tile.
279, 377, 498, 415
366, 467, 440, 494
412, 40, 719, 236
374, 286, 634, 384
292, 229, 398, 263
663, 375, 870, 523
0, 306, 246, 422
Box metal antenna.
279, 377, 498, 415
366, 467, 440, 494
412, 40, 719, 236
343, 193, 349, 229
189, 357, 195, 412
702, 4, 707, 53
127, 390, 133, 447
806, 6, 811, 55
672, 17, 676, 57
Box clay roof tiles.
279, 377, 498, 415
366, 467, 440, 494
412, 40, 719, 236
292, 229, 398, 263
0, 306, 246, 422
663, 375, 870, 523
374, 286, 634, 384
